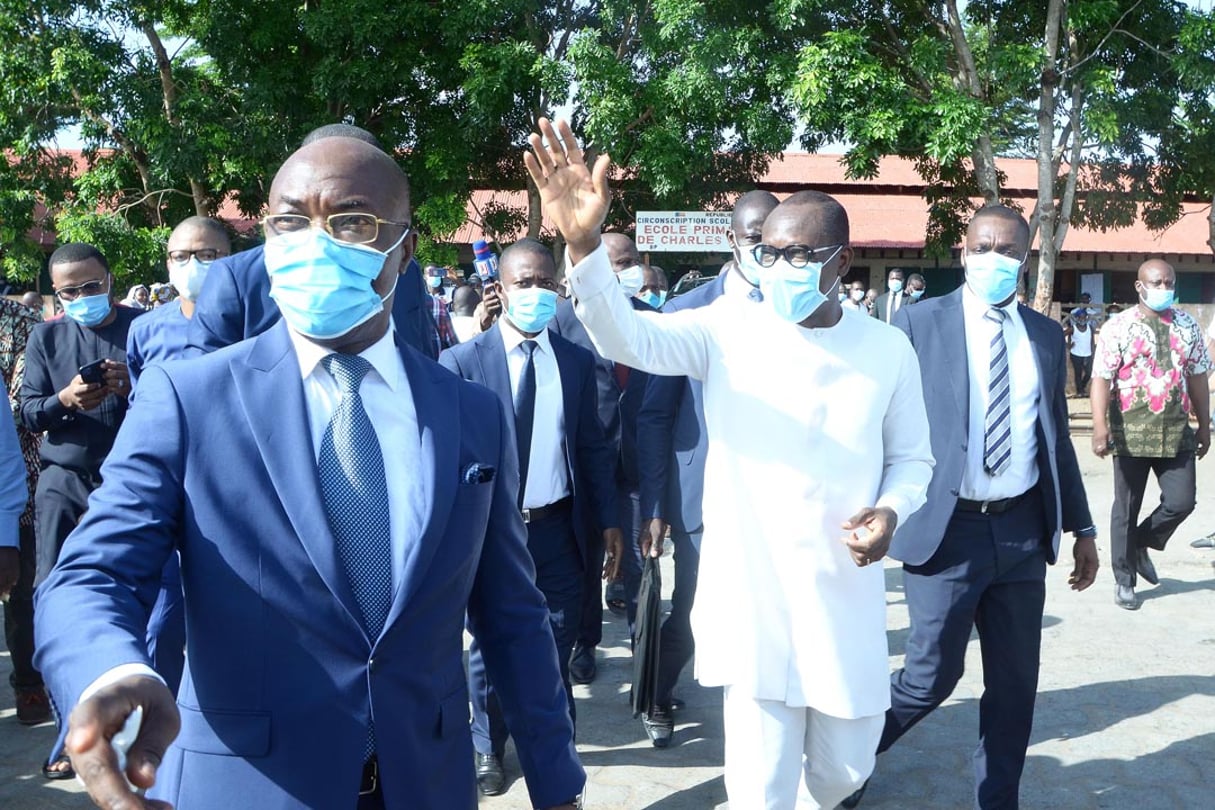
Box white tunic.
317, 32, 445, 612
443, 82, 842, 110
569, 245, 934, 719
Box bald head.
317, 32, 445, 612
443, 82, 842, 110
271, 138, 411, 220
1137, 258, 1174, 283
602, 232, 642, 272
731, 190, 780, 233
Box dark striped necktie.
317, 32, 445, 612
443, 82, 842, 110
983, 308, 1012, 476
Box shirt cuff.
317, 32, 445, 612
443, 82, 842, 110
565, 244, 617, 301
79, 664, 165, 704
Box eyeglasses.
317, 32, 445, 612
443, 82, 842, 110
168, 249, 226, 263
54, 276, 110, 302
261, 213, 411, 245
751, 243, 842, 269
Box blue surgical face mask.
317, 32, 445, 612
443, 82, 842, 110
965, 251, 1023, 305
1140, 287, 1174, 312
62, 278, 113, 327
505, 287, 558, 333
639, 289, 667, 309
427, 275, 443, 290
759, 248, 841, 324
616, 265, 645, 298
169, 257, 212, 301
736, 247, 763, 286
909, 288, 925, 300
264, 227, 407, 340
889, 279, 904, 293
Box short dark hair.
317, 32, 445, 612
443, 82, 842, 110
174, 216, 230, 244
301, 124, 383, 151
452, 284, 481, 316
49, 243, 108, 273
731, 190, 780, 232
776, 190, 850, 245
502, 238, 555, 272
970, 204, 1030, 245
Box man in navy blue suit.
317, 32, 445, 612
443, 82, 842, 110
634, 190, 777, 747
551, 232, 654, 686
186, 125, 439, 360
844, 205, 1100, 810
35, 136, 583, 810
439, 238, 621, 796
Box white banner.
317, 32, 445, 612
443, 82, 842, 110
636, 211, 732, 252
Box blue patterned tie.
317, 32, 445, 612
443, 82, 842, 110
318, 353, 392, 758
983, 308, 1012, 476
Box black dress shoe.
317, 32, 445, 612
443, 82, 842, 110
1135, 548, 1159, 585
569, 646, 597, 685
841, 778, 870, 808
475, 752, 505, 796
1115, 583, 1140, 611
642, 706, 674, 748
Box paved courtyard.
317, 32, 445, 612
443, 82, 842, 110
3, 416, 1214, 808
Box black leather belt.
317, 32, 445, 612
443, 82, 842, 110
956, 492, 1026, 515
522, 496, 572, 524
360, 755, 379, 796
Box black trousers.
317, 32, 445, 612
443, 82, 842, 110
882, 492, 1048, 810
34, 465, 98, 585
4, 522, 42, 690
1069, 353, 1092, 396
654, 527, 701, 708
1110, 453, 1196, 587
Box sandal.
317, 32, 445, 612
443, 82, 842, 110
42, 755, 75, 781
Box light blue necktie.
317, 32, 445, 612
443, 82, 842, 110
983, 308, 1012, 476
318, 353, 392, 757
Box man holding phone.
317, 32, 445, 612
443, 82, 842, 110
19, 242, 139, 778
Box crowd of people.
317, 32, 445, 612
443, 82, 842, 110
0, 118, 1210, 810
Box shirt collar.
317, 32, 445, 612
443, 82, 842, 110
287, 325, 403, 393
961, 282, 1019, 318
499, 314, 554, 355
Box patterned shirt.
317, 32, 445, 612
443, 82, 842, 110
0, 298, 42, 526
1095, 306, 1211, 457
430, 293, 459, 353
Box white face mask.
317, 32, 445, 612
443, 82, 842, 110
168, 256, 213, 301
616, 264, 645, 298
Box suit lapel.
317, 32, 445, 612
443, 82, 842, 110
474, 325, 514, 416
940, 290, 970, 421
384, 336, 459, 631
1020, 307, 1058, 445
552, 336, 579, 476
233, 322, 365, 636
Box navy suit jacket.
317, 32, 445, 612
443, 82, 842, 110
34, 322, 583, 809
890, 288, 1093, 566
186, 244, 440, 359
636, 272, 729, 533
551, 295, 654, 489
438, 324, 618, 565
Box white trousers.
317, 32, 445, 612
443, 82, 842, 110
722, 686, 884, 810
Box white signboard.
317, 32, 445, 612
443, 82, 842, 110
636, 211, 732, 252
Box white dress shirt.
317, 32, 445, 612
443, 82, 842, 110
500, 318, 569, 509
289, 326, 422, 590
959, 285, 1040, 501
884, 291, 904, 323
568, 244, 934, 719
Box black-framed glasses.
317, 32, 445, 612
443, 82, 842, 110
752, 243, 842, 269
261, 213, 411, 245
54, 276, 110, 302
168, 249, 226, 263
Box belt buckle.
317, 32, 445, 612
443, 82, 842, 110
980, 500, 990, 514
359, 757, 378, 796
521, 508, 532, 523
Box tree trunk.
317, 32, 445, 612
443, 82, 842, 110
945, 0, 999, 202
1032, 0, 1067, 314
526, 174, 543, 240
1209, 191, 1214, 256
143, 23, 208, 216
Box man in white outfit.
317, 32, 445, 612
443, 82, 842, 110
524, 118, 935, 809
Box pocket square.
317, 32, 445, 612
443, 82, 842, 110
462, 463, 496, 484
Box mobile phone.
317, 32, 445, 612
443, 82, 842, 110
79, 359, 107, 385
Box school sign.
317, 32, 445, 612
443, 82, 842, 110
636, 211, 732, 252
